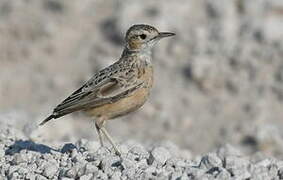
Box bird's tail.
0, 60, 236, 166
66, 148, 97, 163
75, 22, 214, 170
39, 114, 55, 126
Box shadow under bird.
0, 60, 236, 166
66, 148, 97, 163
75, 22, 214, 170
40, 24, 175, 156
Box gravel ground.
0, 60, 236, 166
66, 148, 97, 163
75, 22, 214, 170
1, 123, 283, 180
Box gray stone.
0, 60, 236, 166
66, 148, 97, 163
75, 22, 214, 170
8, 166, 19, 176
121, 158, 136, 170
150, 147, 171, 165
26, 173, 36, 180
250, 165, 270, 180
84, 163, 98, 174
9, 172, 20, 179
187, 168, 207, 179
110, 171, 122, 180
198, 153, 222, 170
65, 167, 78, 178
77, 139, 100, 153
170, 171, 183, 180
35, 174, 48, 180
17, 167, 29, 175
215, 168, 231, 179
143, 166, 158, 179
79, 174, 93, 180
127, 145, 150, 160
43, 163, 58, 178
225, 155, 251, 179
100, 155, 121, 174
1, 122, 283, 180
278, 168, 283, 179
0, 145, 5, 158
95, 170, 108, 180
60, 178, 74, 180
13, 152, 27, 164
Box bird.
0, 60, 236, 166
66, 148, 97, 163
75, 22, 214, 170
39, 24, 175, 156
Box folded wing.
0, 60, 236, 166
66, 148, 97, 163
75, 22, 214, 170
39, 66, 141, 125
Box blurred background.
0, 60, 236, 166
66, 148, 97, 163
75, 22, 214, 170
1, 0, 283, 158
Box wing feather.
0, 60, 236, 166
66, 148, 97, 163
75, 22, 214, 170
39, 60, 141, 126
51, 78, 141, 119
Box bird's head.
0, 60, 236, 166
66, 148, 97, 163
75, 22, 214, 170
125, 24, 175, 52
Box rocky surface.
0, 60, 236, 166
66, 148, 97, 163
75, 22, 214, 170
1, 123, 283, 180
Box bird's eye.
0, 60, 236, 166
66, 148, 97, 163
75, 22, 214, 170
139, 34, 147, 40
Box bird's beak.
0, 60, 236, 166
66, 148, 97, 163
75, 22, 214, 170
158, 32, 176, 38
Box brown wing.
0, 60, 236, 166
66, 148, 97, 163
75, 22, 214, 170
52, 79, 118, 115
55, 78, 141, 113
39, 66, 141, 125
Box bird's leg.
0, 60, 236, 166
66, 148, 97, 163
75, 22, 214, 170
100, 127, 121, 156
95, 117, 121, 156
95, 120, 104, 147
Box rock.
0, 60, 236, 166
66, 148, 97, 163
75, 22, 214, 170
198, 153, 222, 170
25, 173, 36, 180
149, 147, 171, 165
100, 155, 121, 174
35, 174, 48, 180
0, 145, 5, 158
60, 178, 73, 180
42, 163, 58, 178
12, 153, 27, 164
127, 144, 150, 161
79, 174, 93, 180
1, 117, 283, 179
110, 171, 122, 180
84, 162, 98, 174
224, 155, 251, 179
76, 139, 100, 153
65, 167, 78, 179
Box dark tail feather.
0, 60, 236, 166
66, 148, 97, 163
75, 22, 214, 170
39, 114, 55, 126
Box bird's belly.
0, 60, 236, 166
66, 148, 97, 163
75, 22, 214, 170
85, 87, 150, 119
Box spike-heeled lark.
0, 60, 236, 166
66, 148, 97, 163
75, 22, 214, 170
40, 24, 175, 156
